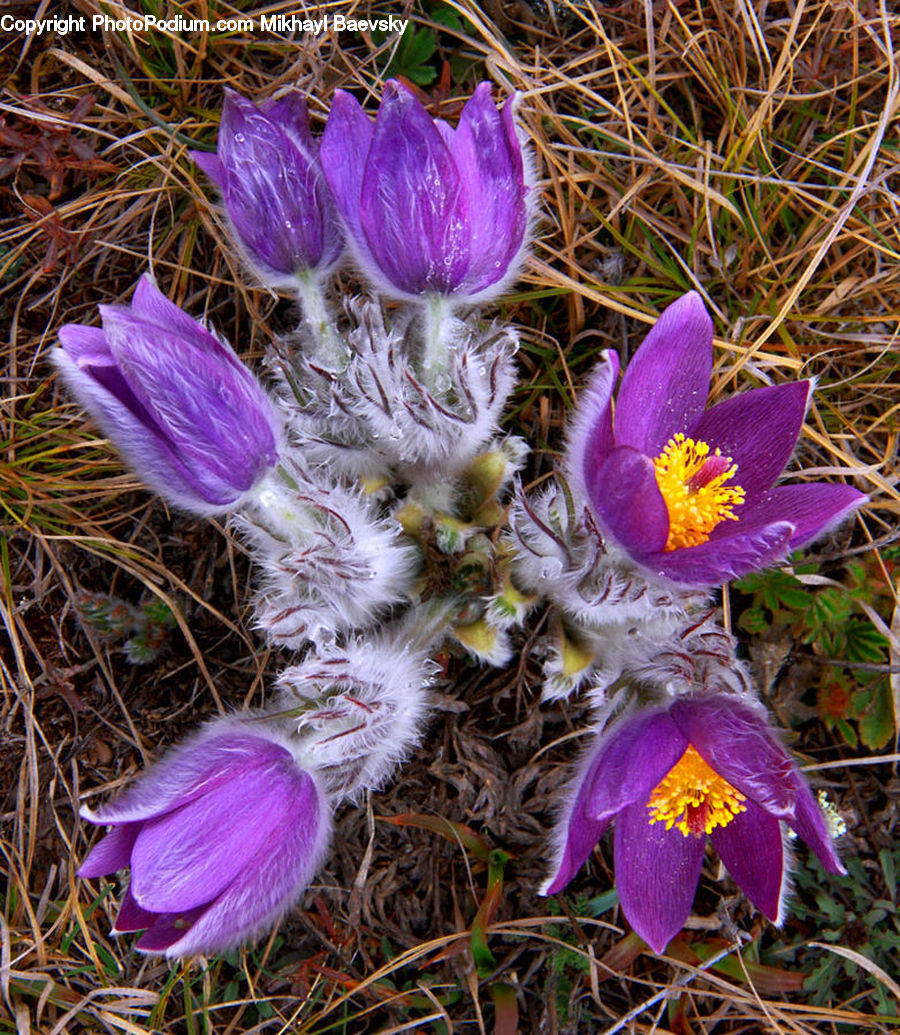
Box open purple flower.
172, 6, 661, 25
79, 720, 331, 958
542, 695, 845, 953
55, 276, 281, 515
320, 79, 529, 303
566, 292, 865, 586
193, 89, 343, 287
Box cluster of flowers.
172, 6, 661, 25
58, 81, 865, 958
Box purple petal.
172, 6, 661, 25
565, 350, 619, 502
670, 697, 798, 818
129, 277, 238, 365
688, 381, 811, 497
157, 770, 330, 958
360, 81, 469, 296
191, 149, 225, 187
78, 823, 141, 878
113, 887, 157, 933
54, 347, 212, 512
711, 802, 785, 921
320, 90, 373, 249
129, 743, 305, 913
134, 904, 210, 953
99, 306, 280, 504
785, 771, 846, 875
614, 293, 714, 456
614, 800, 706, 953
217, 91, 340, 276
260, 92, 315, 152
542, 815, 613, 896
735, 483, 865, 550
642, 520, 794, 586
57, 323, 111, 364
80, 731, 292, 826
592, 446, 669, 555
449, 83, 526, 295
543, 709, 686, 894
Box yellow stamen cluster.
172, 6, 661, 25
647, 745, 746, 837
652, 434, 745, 551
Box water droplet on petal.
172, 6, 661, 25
234, 132, 246, 143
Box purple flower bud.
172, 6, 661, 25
193, 90, 343, 287
78, 719, 331, 958
55, 276, 281, 514
566, 292, 866, 586
542, 695, 845, 953
321, 80, 530, 303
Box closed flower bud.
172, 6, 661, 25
55, 276, 281, 515
321, 80, 531, 304
78, 719, 331, 958
193, 90, 343, 288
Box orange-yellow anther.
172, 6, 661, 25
652, 434, 745, 551
647, 745, 746, 837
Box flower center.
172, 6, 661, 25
652, 434, 745, 551
647, 745, 746, 837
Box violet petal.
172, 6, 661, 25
78, 822, 142, 878
565, 350, 620, 503
542, 816, 613, 896
320, 90, 374, 248
643, 519, 794, 586
100, 307, 279, 502
57, 323, 112, 364
191, 149, 225, 186
670, 697, 798, 818
360, 80, 468, 296
592, 446, 670, 555
688, 381, 811, 497
157, 769, 330, 957
732, 483, 865, 549
128, 277, 239, 366
134, 904, 211, 953
543, 710, 686, 895
79, 731, 291, 826
711, 802, 785, 921
614, 800, 706, 954
785, 771, 846, 875
129, 744, 302, 912
449, 83, 526, 294
54, 348, 209, 512
217, 92, 338, 276
260, 92, 315, 153
113, 887, 158, 933
613, 292, 714, 457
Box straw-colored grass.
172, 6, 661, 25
2, 0, 898, 1030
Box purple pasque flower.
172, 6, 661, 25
320, 79, 529, 303
542, 695, 845, 953
193, 89, 343, 286
78, 719, 331, 958
566, 292, 865, 586
55, 275, 281, 515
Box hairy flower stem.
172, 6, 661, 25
295, 273, 349, 369
420, 293, 454, 396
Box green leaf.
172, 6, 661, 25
845, 619, 888, 664
738, 604, 770, 634
858, 679, 895, 749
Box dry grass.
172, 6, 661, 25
2, 0, 899, 1031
